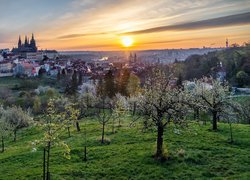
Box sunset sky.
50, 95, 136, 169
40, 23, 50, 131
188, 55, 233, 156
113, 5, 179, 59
0, 0, 250, 51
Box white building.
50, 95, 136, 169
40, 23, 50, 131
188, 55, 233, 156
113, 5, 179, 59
0, 61, 13, 77
26, 52, 43, 61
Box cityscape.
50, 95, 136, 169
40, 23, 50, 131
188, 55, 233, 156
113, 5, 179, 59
0, 34, 222, 79
0, 0, 250, 179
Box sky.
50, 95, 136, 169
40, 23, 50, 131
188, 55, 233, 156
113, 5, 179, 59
0, 0, 250, 51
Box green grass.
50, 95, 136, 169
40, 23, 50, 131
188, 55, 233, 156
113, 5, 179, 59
0, 77, 22, 88
232, 95, 250, 104
0, 76, 57, 89
0, 117, 249, 179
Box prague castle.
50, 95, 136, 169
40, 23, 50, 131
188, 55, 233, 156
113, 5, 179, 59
12, 34, 37, 53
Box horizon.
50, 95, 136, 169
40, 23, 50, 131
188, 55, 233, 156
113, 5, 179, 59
0, 0, 250, 51
57, 46, 222, 53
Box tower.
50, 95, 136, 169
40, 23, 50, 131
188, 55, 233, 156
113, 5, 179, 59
134, 53, 137, 63
18, 35, 22, 49
30, 33, 37, 51
226, 38, 229, 48
129, 52, 133, 62
24, 36, 28, 47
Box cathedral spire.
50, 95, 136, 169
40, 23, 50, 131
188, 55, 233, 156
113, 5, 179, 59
30, 33, 37, 52
18, 35, 22, 48
24, 35, 28, 46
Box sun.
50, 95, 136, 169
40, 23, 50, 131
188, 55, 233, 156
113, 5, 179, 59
121, 36, 134, 47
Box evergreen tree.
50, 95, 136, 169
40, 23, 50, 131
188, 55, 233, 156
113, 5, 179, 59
65, 70, 78, 95
57, 70, 61, 81
118, 68, 130, 96
96, 78, 104, 97
78, 71, 83, 85
104, 70, 116, 98
127, 73, 140, 96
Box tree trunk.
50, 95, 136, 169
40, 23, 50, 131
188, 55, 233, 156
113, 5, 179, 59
118, 118, 121, 127
133, 102, 136, 116
46, 142, 51, 180
13, 130, 17, 142
193, 108, 196, 120
101, 122, 105, 144
1, 136, 4, 153
212, 111, 217, 130
76, 121, 81, 132
194, 108, 200, 120
67, 127, 71, 137
155, 124, 164, 159
43, 148, 46, 180
196, 108, 200, 120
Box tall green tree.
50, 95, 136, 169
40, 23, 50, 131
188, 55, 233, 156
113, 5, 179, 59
117, 68, 130, 96
127, 73, 140, 97
65, 70, 78, 95
236, 71, 249, 87
104, 70, 116, 98
78, 71, 83, 85
96, 78, 104, 97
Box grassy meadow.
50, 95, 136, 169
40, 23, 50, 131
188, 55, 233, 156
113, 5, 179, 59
0, 116, 249, 179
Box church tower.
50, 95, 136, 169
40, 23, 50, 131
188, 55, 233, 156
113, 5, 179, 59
18, 35, 22, 49
24, 36, 29, 47
30, 33, 37, 52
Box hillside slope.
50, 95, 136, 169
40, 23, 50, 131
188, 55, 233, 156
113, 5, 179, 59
0, 118, 249, 179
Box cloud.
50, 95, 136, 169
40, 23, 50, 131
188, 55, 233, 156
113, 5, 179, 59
143, 39, 195, 45
121, 12, 250, 35
57, 32, 109, 39
66, 43, 115, 50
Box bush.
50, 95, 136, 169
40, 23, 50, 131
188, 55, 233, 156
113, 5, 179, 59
19, 80, 39, 90
34, 86, 50, 95
236, 71, 249, 87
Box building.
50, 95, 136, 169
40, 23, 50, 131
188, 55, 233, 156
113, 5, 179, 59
0, 55, 3, 61
12, 34, 37, 55
216, 62, 226, 82
42, 50, 59, 60
0, 61, 13, 77
26, 52, 43, 61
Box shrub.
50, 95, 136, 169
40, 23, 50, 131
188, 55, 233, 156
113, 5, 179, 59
19, 80, 38, 90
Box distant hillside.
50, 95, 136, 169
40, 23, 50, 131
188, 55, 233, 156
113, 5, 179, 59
174, 44, 250, 87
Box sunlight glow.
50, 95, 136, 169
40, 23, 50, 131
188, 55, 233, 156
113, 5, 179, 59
121, 36, 134, 47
